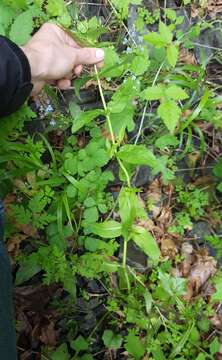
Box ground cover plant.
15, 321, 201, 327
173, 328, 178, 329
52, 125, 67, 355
0, 0, 222, 359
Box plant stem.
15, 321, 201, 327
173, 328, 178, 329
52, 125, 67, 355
122, 237, 128, 268
94, 65, 131, 188
94, 65, 115, 145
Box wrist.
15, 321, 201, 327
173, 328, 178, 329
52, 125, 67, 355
21, 44, 45, 94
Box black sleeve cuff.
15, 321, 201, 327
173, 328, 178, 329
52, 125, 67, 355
0, 36, 33, 118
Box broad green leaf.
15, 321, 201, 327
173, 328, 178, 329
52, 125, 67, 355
141, 85, 164, 101
158, 100, 181, 133
118, 187, 147, 238
155, 134, 179, 149
91, 220, 122, 238
15, 255, 41, 285
9, 10, 33, 45
71, 335, 88, 352
132, 225, 160, 262
72, 109, 104, 133
165, 85, 189, 101
125, 331, 146, 360
213, 157, 222, 178
102, 330, 122, 349
51, 343, 70, 360
209, 337, 220, 355
0, 4, 15, 29
159, 21, 173, 44
47, 0, 66, 16
158, 270, 186, 297
69, 101, 81, 118
117, 144, 158, 168
165, 8, 177, 21
130, 48, 150, 75
144, 32, 167, 48
196, 354, 206, 360
110, 105, 135, 137
144, 289, 153, 314
217, 182, 222, 192
108, 78, 139, 113
167, 43, 179, 67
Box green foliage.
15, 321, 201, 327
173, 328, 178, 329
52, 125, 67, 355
1, 1, 221, 359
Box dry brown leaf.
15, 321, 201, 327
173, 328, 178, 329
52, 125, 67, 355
157, 207, 172, 227
160, 238, 178, 258
184, 253, 217, 300
7, 234, 28, 259
180, 242, 194, 277
84, 79, 118, 91
179, 47, 196, 65
39, 320, 58, 346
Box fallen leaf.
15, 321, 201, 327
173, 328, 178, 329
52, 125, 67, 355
179, 47, 196, 65
184, 253, 217, 300
160, 238, 178, 258
180, 242, 194, 277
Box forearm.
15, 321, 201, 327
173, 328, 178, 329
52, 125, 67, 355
0, 36, 33, 118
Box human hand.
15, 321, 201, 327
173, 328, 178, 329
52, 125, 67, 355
21, 23, 104, 95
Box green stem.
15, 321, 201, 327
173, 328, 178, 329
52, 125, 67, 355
117, 158, 131, 188
122, 238, 128, 268
94, 65, 115, 145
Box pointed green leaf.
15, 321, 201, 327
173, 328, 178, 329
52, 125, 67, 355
117, 144, 158, 168
91, 221, 122, 238
141, 85, 164, 101
165, 85, 189, 101
167, 43, 179, 67
158, 100, 181, 133
132, 225, 160, 262
102, 330, 122, 349
72, 109, 104, 133
144, 32, 167, 48
159, 21, 173, 44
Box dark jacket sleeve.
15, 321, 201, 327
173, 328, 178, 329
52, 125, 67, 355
0, 36, 33, 118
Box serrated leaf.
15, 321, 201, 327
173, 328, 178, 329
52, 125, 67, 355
71, 335, 88, 352
117, 144, 158, 168
72, 109, 104, 133
132, 225, 160, 262
213, 157, 222, 178
15, 255, 41, 285
9, 10, 33, 45
209, 337, 220, 355
102, 330, 122, 349
165, 85, 189, 101
155, 134, 179, 149
159, 21, 173, 44
91, 221, 122, 238
144, 32, 167, 48
51, 343, 70, 360
141, 85, 164, 101
167, 43, 179, 67
158, 100, 181, 133
125, 331, 145, 360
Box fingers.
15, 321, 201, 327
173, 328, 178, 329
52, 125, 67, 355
57, 79, 71, 90
74, 64, 83, 76
74, 47, 104, 66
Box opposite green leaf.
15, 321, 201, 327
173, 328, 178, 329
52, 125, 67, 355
102, 330, 122, 349
117, 144, 158, 168
167, 43, 179, 67
91, 220, 122, 238
72, 109, 104, 133
141, 85, 164, 101
132, 225, 160, 262
165, 85, 189, 101
158, 100, 181, 133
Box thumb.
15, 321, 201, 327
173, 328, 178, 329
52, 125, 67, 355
73, 47, 104, 66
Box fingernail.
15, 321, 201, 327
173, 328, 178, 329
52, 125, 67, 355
96, 49, 104, 59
